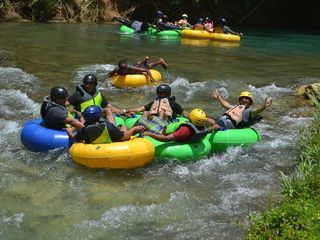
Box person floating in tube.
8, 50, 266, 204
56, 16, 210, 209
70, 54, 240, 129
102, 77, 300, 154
67, 105, 145, 143
40, 86, 84, 131
141, 108, 219, 142
107, 56, 167, 83
68, 74, 122, 116
212, 90, 272, 129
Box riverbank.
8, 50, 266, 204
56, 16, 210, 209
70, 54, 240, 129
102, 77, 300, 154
1, 0, 320, 29
245, 98, 320, 239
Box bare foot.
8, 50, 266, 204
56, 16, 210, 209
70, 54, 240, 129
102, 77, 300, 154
160, 58, 167, 70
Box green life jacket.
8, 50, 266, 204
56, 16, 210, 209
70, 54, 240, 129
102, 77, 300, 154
76, 84, 103, 112
165, 121, 210, 142
40, 96, 74, 128
84, 121, 112, 144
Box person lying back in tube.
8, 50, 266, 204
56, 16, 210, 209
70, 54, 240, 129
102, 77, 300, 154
112, 16, 151, 33
214, 18, 243, 37
67, 105, 144, 144
141, 108, 218, 142
107, 56, 167, 83
212, 90, 272, 129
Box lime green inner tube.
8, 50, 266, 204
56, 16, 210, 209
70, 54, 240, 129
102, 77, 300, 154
145, 136, 212, 161
119, 25, 181, 37
206, 128, 261, 152
124, 114, 261, 160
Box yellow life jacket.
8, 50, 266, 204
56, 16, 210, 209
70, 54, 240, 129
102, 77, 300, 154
149, 98, 173, 118
225, 105, 246, 124
76, 85, 104, 112
84, 122, 112, 144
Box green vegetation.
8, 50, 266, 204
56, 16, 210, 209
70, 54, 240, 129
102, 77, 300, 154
246, 99, 320, 239
0, 0, 117, 22
1, 0, 319, 29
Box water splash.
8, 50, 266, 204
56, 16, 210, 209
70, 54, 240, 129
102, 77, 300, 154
0, 67, 39, 93
0, 89, 40, 120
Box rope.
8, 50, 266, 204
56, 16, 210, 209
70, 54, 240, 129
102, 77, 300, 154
235, 0, 267, 26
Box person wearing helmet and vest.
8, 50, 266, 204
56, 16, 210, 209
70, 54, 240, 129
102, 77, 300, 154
126, 83, 189, 120
68, 74, 122, 116
124, 84, 190, 134
215, 18, 243, 37
212, 89, 272, 129
177, 14, 191, 28
152, 10, 164, 25
107, 56, 167, 83
142, 108, 218, 142
68, 105, 145, 144
40, 86, 84, 131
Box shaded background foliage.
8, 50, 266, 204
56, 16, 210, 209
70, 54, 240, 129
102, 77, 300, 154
0, 0, 319, 29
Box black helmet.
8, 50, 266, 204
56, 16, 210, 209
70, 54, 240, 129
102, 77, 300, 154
50, 86, 68, 100
197, 18, 204, 24
83, 74, 97, 85
156, 84, 171, 97
156, 10, 164, 17
220, 18, 227, 25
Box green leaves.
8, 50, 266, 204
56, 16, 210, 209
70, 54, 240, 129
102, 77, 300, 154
246, 97, 320, 239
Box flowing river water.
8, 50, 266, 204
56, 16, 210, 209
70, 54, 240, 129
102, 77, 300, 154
0, 23, 320, 239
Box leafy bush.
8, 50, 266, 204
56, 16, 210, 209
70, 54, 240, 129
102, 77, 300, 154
246, 100, 320, 239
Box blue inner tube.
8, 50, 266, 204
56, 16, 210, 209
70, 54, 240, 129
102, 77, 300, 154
20, 118, 72, 152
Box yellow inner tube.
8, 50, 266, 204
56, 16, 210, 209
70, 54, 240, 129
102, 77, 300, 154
69, 138, 155, 169
181, 29, 241, 42
111, 69, 161, 88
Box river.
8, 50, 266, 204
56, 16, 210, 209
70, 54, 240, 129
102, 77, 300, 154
0, 23, 319, 239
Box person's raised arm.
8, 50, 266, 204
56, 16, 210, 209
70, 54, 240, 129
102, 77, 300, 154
212, 89, 233, 109
250, 98, 272, 118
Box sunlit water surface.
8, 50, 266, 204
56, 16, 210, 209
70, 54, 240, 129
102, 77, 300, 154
0, 23, 319, 239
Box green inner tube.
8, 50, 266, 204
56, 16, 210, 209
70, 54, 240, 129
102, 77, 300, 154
124, 114, 261, 160
145, 136, 212, 161
125, 114, 210, 161
114, 115, 125, 127
119, 25, 181, 37
206, 128, 261, 152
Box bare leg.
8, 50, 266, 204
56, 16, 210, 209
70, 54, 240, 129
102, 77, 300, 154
112, 16, 131, 27
136, 56, 149, 65
147, 58, 167, 70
